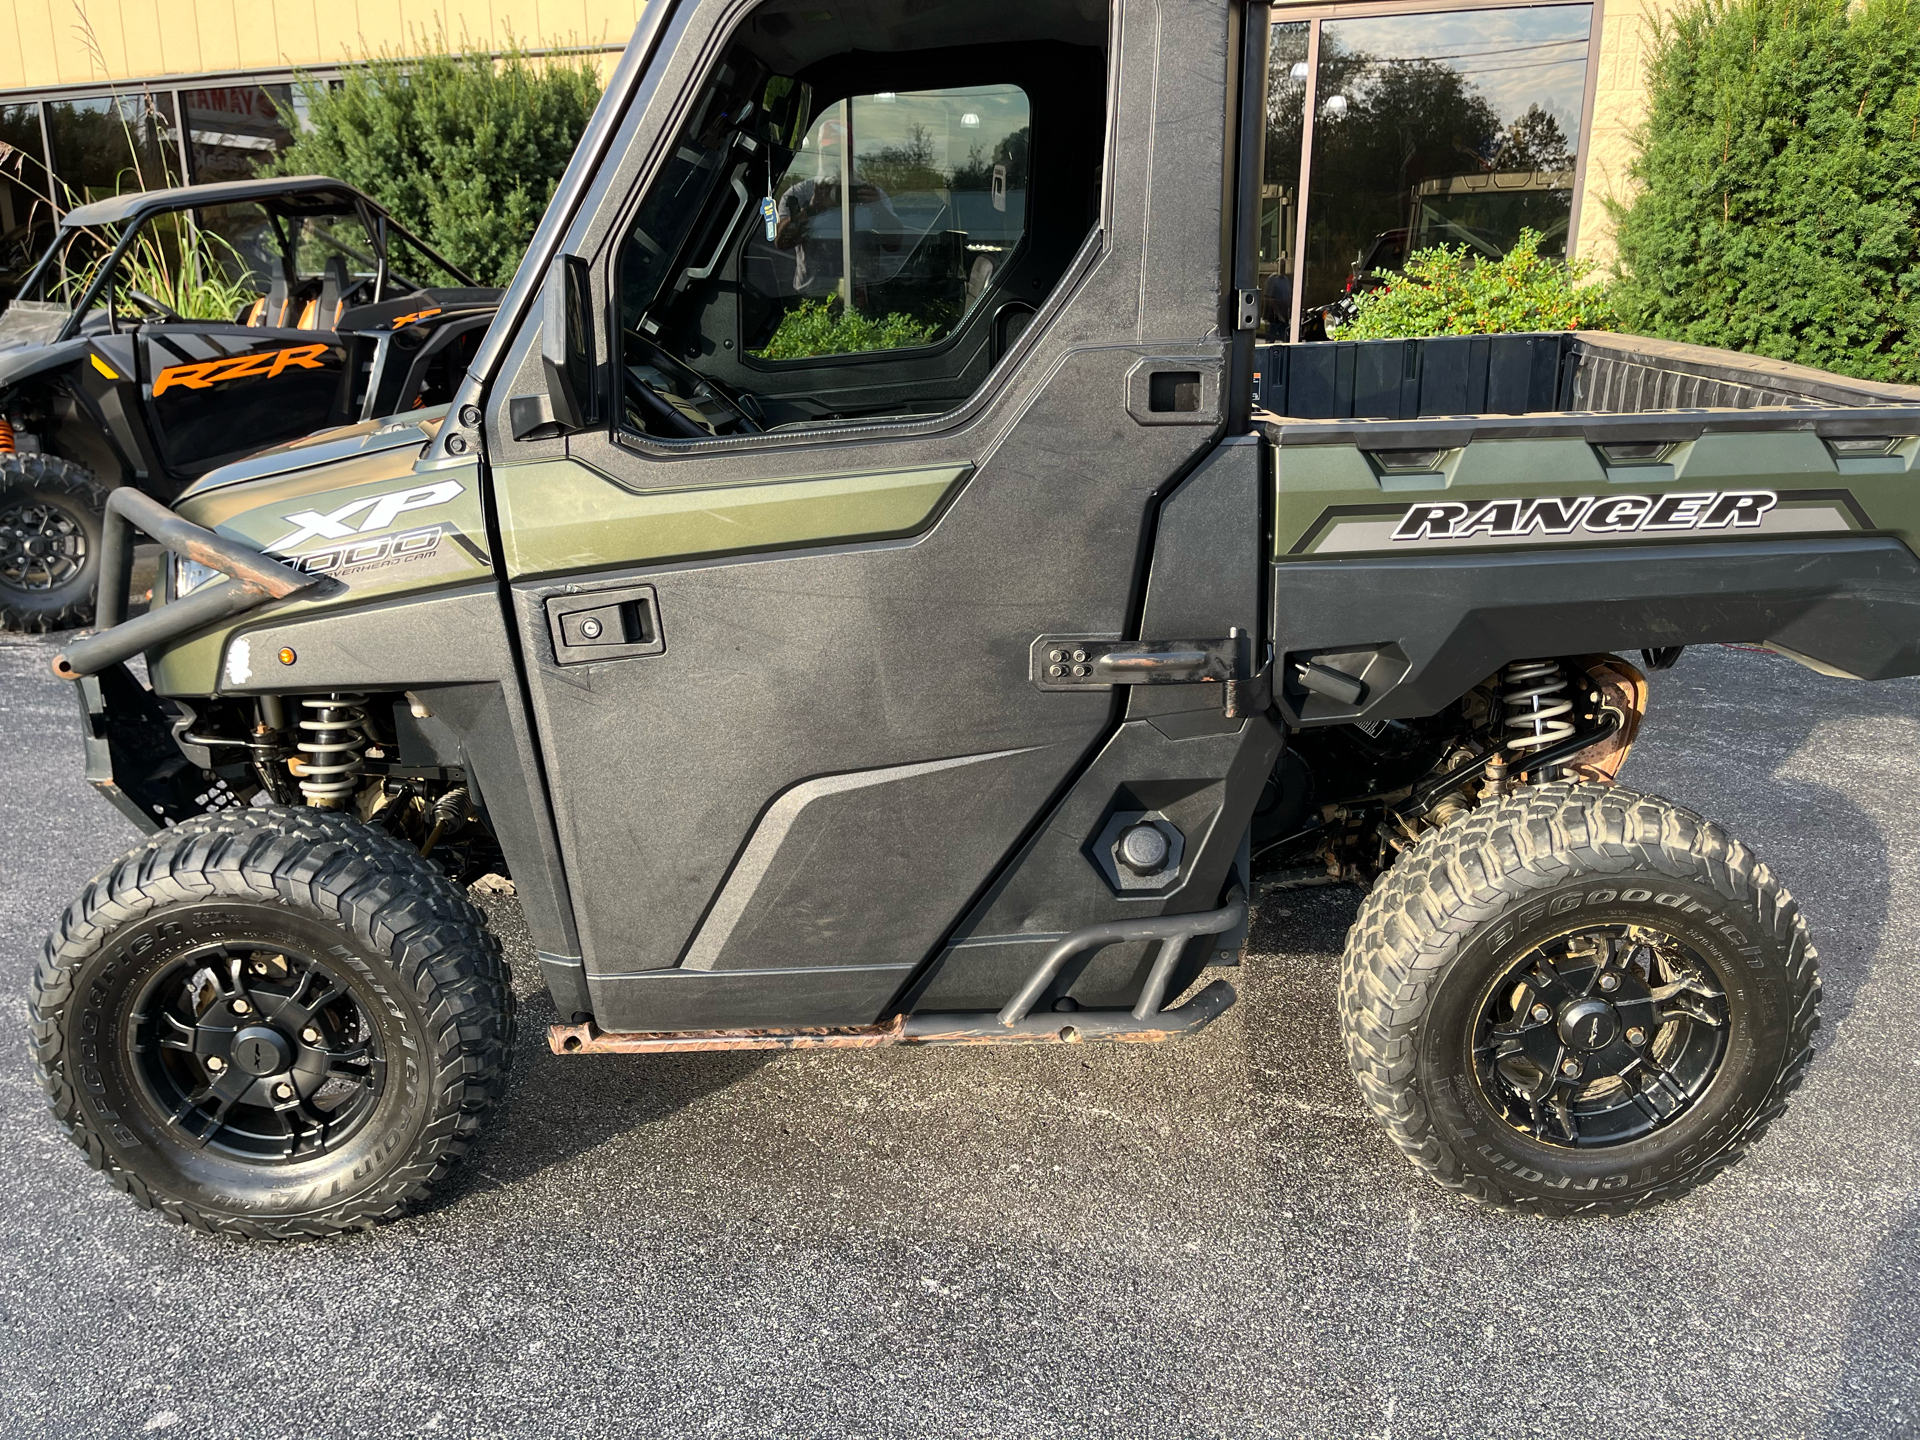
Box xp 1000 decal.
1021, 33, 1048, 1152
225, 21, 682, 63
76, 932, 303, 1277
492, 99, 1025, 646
266, 479, 488, 588
1288, 488, 1873, 556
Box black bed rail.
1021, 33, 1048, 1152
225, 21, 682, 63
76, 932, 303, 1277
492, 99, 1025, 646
51, 487, 323, 681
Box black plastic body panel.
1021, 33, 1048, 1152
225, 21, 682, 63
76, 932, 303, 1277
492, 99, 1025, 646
1271, 536, 1920, 726
221, 585, 582, 963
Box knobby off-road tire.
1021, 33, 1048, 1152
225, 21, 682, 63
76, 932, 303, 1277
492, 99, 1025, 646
1341, 783, 1818, 1214
0, 453, 108, 633
29, 808, 515, 1240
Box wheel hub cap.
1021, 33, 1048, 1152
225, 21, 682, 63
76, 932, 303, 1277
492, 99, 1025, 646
1558, 997, 1619, 1051
231, 1025, 293, 1076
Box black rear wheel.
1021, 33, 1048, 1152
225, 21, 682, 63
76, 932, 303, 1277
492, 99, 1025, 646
0, 453, 108, 633
1341, 783, 1819, 1214
30, 808, 515, 1239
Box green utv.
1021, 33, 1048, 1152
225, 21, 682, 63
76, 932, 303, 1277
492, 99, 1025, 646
0, 176, 500, 632
28, 0, 1920, 1240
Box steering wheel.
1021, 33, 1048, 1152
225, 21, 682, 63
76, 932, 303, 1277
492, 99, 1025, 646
123, 288, 182, 322
631, 335, 764, 435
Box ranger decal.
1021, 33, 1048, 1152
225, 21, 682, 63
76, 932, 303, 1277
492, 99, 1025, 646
1289, 487, 1872, 556
1392, 490, 1777, 542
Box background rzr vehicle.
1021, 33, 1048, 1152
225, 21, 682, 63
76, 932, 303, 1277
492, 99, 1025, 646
0, 176, 500, 630
27, 0, 1920, 1241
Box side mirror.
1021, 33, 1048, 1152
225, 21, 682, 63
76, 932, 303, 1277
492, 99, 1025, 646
541, 253, 596, 431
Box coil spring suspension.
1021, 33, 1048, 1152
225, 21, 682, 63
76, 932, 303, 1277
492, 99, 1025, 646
1501, 660, 1575, 754
0, 417, 15, 453
296, 694, 369, 807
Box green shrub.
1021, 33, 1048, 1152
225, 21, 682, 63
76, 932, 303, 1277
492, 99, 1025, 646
752, 298, 942, 360
266, 37, 602, 287
1335, 228, 1619, 339
1610, 0, 1920, 383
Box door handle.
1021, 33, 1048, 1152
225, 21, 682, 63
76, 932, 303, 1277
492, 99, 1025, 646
546, 586, 666, 665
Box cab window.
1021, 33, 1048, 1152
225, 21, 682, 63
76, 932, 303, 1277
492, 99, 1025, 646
610, 0, 1106, 441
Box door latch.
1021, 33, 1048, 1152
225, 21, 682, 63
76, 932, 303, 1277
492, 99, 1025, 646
546, 585, 665, 665
1031, 631, 1271, 718
1235, 288, 1260, 331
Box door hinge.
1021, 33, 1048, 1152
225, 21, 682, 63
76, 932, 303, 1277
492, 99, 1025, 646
1031, 631, 1271, 718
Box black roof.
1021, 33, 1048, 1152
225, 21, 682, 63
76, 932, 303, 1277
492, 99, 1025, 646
59, 176, 366, 229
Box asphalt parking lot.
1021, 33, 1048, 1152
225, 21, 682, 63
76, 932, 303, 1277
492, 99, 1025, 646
1, 636, 1916, 1439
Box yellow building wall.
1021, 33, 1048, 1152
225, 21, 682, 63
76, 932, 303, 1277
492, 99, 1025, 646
1, 0, 643, 92
1574, 0, 1675, 267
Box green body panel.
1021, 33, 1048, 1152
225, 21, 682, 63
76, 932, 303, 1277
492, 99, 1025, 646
149, 453, 489, 696
493, 458, 973, 580
1272, 431, 1920, 560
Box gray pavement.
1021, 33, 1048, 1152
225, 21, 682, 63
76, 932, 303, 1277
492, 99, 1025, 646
1, 635, 1916, 1439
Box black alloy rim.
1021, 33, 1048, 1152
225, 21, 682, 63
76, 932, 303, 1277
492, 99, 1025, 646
1471, 923, 1730, 1148
0, 497, 88, 593
127, 943, 387, 1163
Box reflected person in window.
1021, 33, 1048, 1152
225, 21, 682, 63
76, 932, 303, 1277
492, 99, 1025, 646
773, 117, 904, 297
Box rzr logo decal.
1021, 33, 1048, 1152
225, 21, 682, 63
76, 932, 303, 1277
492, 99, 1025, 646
151, 343, 333, 398
1391, 490, 1778, 542
266, 479, 465, 553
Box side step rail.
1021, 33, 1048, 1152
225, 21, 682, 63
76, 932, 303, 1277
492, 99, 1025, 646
549, 898, 1247, 1055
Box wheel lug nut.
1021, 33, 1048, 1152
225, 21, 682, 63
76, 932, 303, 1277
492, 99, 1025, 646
1598, 973, 1620, 993
273, 1082, 295, 1101
1626, 1027, 1647, 1047
1530, 1004, 1551, 1023
1560, 1058, 1583, 1078
205, 1055, 226, 1072
301, 1026, 321, 1044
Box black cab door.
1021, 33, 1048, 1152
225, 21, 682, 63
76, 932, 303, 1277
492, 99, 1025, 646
478, 0, 1254, 1033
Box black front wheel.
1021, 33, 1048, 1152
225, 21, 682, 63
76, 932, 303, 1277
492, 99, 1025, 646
1341, 784, 1819, 1214
29, 808, 515, 1239
0, 453, 109, 633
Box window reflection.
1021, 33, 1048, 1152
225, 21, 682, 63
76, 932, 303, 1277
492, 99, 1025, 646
1270, 5, 1592, 340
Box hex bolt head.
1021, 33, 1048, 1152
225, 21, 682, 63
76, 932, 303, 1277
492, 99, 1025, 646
300, 1026, 321, 1045
273, 1083, 295, 1101
1626, 1027, 1647, 1047
231, 998, 251, 1015
459, 403, 483, 427
1598, 972, 1621, 993
1530, 1003, 1551, 1023
205, 1056, 226, 1073
1560, 1058, 1583, 1078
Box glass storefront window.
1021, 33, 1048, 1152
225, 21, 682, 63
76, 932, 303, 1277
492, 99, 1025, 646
1268, 4, 1593, 340
45, 92, 182, 208
0, 104, 55, 299
181, 85, 300, 185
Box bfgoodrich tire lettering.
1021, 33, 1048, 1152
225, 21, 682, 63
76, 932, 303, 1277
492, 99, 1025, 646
28, 808, 514, 1239
1340, 783, 1819, 1214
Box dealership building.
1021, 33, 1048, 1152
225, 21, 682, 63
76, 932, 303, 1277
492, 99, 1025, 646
2, 0, 1662, 319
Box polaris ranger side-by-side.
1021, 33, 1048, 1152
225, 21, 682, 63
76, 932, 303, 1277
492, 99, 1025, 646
0, 176, 500, 631
29, 0, 1920, 1238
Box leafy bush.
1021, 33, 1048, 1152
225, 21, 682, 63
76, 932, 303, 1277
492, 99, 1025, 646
266, 38, 602, 287
1335, 228, 1619, 339
1610, 0, 1920, 383
752, 298, 942, 359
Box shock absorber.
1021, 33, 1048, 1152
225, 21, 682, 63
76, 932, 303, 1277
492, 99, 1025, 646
296, 694, 369, 807
0, 417, 15, 453
1500, 660, 1575, 759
